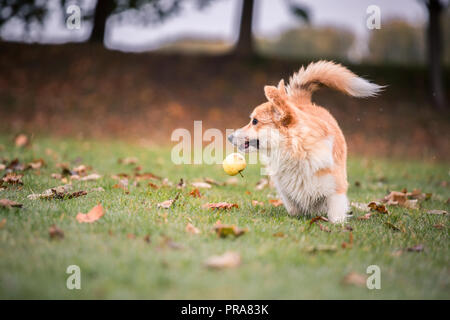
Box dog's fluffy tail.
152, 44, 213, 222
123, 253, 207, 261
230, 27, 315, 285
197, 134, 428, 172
287, 60, 384, 103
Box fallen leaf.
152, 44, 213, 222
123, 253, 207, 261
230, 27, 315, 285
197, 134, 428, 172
407, 244, 424, 252
2, 173, 23, 185
251, 200, 264, 206
51, 173, 62, 179
189, 188, 201, 198
80, 173, 101, 181
213, 222, 247, 238
185, 223, 200, 234
204, 251, 241, 269
204, 177, 223, 186
433, 223, 444, 229
309, 216, 329, 226
76, 204, 104, 223
225, 177, 239, 185
191, 181, 212, 189
385, 221, 404, 232
148, 182, 159, 189
14, 134, 29, 147
269, 199, 283, 207
176, 178, 186, 189
127, 233, 136, 239
318, 223, 331, 232
48, 224, 64, 240
342, 272, 366, 287
273, 231, 287, 238
118, 157, 138, 165
27, 158, 45, 170
28, 185, 87, 200
255, 178, 269, 190
143, 234, 151, 243
202, 202, 238, 210
0, 198, 23, 208
341, 232, 354, 248
357, 213, 372, 220
427, 209, 447, 215
72, 165, 89, 176
368, 202, 389, 214
0, 218, 6, 228
90, 187, 105, 193
305, 245, 337, 253
135, 172, 161, 181
157, 194, 180, 209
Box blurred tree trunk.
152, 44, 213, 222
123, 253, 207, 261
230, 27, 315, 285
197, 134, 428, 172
89, 0, 115, 43
426, 0, 447, 110
235, 0, 254, 56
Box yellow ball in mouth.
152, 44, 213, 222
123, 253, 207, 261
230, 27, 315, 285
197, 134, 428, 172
223, 153, 247, 176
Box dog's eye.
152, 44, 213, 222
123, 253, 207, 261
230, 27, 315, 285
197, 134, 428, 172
252, 118, 258, 125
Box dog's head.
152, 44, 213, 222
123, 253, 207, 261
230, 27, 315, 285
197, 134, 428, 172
228, 80, 296, 152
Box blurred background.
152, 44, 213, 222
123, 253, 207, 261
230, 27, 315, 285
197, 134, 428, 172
0, 0, 449, 160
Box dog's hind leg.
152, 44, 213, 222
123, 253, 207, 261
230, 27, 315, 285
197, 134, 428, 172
326, 193, 349, 223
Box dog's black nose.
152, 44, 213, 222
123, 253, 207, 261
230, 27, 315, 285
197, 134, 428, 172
227, 134, 234, 143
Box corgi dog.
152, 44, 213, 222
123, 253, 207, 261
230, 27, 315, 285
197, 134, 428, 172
228, 61, 382, 223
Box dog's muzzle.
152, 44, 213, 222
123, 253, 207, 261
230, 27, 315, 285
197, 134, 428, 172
228, 133, 259, 152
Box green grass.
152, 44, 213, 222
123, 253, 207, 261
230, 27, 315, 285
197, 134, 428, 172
0, 135, 449, 299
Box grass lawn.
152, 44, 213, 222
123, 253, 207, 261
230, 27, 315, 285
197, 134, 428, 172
0, 135, 448, 299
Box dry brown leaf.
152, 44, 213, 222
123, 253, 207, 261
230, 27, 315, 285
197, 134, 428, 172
204, 251, 241, 269
342, 272, 366, 287
14, 134, 29, 147
318, 223, 331, 232
433, 223, 445, 229
176, 178, 186, 189
189, 188, 201, 198
204, 177, 224, 186
27, 158, 45, 170
309, 216, 329, 226
49, 224, 64, 239
385, 221, 404, 232
76, 204, 104, 223
191, 181, 212, 189
0, 218, 6, 228
118, 157, 138, 165
368, 202, 389, 214
269, 199, 283, 207
148, 182, 159, 189
251, 200, 264, 206
255, 178, 269, 190
80, 173, 101, 181
427, 209, 447, 215
305, 245, 337, 253
135, 172, 161, 181
2, 173, 23, 185
157, 194, 180, 209
0, 198, 23, 208
273, 231, 287, 238
185, 223, 201, 234
357, 213, 372, 220
407, 244, 424, 252
202, 202, 238, 210
225, 177, 239, 185
213, 221, 247, 238
341, 232, 354, 248
28, 185, 87, 200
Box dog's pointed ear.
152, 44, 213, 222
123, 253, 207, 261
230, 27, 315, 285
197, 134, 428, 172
277, 79, 287, 98
264, 85, 293, 126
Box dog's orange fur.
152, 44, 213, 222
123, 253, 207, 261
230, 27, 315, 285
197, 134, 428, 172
230, 61, 382, 222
